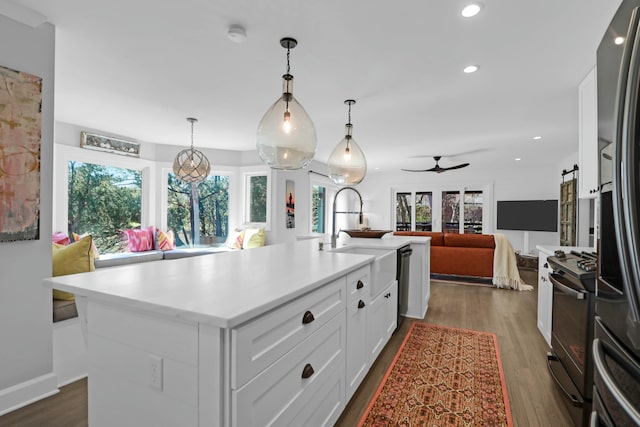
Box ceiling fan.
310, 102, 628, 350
401, 156, 470, 173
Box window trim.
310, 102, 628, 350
242, 169, 271, 231
160, 165, 235, 242
309, 174, 338, 235
54, 144, 156, 236
391, 182, 494, 234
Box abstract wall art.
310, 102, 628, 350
0, 65, 43, 243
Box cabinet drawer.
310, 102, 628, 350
232, 312, 346, 427
346, 265, 370, 304
232, 277, 345, 389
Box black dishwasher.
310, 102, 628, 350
396, 245, 412, 331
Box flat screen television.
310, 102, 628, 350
496, 200, 558, 232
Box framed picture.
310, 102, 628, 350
80, 131, 140, 157
0, 65, 42, 242
286, 180, 295, 229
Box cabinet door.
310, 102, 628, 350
346, 297, 368, 400
537, 253, 553, 346
578, 67, 598, 199
367, 281, 398, 363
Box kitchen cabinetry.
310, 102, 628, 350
536, 245, 595, 347
345, 266, 371, 400
46, 239, 402, 427
367, 280, 398, 363
537, 248, 554, 347
578, 67, 598, 199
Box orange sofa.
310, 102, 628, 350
393, 231, 495, 278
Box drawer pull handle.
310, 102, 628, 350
302, 311, 315, 324
356, 280, 364, 290
544, 263, 548, 269
358, 300, 366, 309
384, 293, 391, 299
302, 363, 315, 379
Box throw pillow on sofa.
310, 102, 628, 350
52, 235, 96, 301
123, 226, 154, 252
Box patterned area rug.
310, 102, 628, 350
358, 322, 513, 427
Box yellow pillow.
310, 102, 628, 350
52, 235, 96, 300
72, 232, 100, 259
242, 228, 265, 249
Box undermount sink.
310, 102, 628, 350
331, 246, 397, 295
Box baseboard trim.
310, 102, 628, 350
0, 372, 59, 416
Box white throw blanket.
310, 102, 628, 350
492, 233, 533, 291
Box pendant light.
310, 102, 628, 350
256, 37, 317, 170
327, 99, 367, 185
173, 117, 211, 183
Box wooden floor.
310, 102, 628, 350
1, 269, 573, 427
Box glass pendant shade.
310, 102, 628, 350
173, 118, 211, 183
257, 74, 317, 170
328, 100, 367, 185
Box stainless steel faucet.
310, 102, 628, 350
331, 186, 364, 248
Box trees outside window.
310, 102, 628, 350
464, 191, 483, 234
312, 185, 326, 233
394, 189, 484, 233
167, 173, 229, 247
395, 192, 412, 231
416, 192, 433, 231
248, 175, 267, 223
67, 161, 142, 253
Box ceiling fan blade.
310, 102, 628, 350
401, 168, 432, 172
441, 162, 470, 171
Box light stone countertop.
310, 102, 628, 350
536, 245, 597, 256
44, 240, 377, 328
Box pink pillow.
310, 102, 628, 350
52, 231, 70, 246
123, 226, 154, 252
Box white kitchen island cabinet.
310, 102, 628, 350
45, 240, 390, 427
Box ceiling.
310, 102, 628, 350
8, 0, 622, 172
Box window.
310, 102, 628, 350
396, 192, 412, 231
416, 192, 433, 231
67, 161, 142, 253
243, 172, 270, 229
393, 187, 487, 234
442, 191, 460, 233
312, 185, 326, 233
463, 191, 483, 234
167, 173, 230, 247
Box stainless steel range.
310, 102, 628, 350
546, 250, 597, 427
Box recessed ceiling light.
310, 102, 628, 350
515, 158, 521, 161
533, 136, 542, 140
227, 24, 247, 43
461, 3, 482, 18
615, 36, 625, 45
463, 65, 479, 73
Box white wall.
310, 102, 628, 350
0, 14, 58, 414
355, 162, 561, 254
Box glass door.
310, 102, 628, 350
441, 191, 460, 233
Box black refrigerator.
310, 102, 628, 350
594, 0, 640, 425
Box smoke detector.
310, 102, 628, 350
227, 25, 247, 43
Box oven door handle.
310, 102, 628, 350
593, 338, 640, 424
549, 274, 586, 300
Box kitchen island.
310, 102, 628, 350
44, 239, 409, 426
